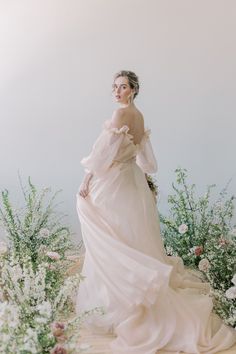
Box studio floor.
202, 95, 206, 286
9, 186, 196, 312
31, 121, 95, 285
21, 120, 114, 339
77, 328, 236, 354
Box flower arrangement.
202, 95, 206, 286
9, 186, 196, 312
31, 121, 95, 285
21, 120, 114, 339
160, 167, 236, 328
146, 174, 158, 203
0, 177, 100, 353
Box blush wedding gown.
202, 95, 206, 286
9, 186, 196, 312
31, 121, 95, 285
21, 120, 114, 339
76, 118, 236, 354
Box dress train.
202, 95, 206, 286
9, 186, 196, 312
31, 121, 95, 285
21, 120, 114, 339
76, 119, 236, 353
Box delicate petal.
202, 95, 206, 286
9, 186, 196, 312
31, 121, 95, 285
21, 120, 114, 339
225, 286, 236, 299
198, 258, 210, 272
178, 224, 188, 234
231, 274, 236, 286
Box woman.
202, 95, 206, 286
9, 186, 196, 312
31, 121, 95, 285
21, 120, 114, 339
76, 70, 236, 354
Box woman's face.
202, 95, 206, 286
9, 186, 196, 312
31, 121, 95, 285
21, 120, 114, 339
113, 76, 134, 104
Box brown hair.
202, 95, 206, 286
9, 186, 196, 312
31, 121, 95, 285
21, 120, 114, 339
112, 70, 139, 99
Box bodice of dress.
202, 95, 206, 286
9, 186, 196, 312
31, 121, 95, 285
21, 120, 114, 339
80, 119, 158, 177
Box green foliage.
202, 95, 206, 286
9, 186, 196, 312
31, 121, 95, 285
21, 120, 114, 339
0, 177, 87, 353
160, 167, 236, 327
0, 176, 74, 269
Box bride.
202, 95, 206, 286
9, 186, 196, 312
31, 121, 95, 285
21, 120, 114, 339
76, 70, 236, 354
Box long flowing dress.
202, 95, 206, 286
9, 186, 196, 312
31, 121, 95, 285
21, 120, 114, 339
76, 118, 236, 354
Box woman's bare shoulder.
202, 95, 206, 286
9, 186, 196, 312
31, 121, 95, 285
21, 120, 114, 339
110, 108, 128, 129
110, 106, 144, 130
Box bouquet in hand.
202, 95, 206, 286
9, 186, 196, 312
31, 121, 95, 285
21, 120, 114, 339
145, 174, 158, 203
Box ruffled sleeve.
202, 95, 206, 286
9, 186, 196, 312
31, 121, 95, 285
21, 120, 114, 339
80, 120, 133, 177
136, 130, 158, 174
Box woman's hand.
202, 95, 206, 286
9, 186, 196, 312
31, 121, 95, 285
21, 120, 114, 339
78, 172, 93, 198
78, 181, 90, 198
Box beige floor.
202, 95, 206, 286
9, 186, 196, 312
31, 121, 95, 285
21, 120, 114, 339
77, 327, 236, 354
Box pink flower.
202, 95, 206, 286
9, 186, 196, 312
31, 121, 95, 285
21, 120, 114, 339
50, 344, 67, 354
218, 237, 229, 246
47, 264, 56, 271
46, 251, 60, 260
66, 254, 80, 262
51, 322, 65, 337
178, 224, 188, 234
39, 228, 50, 238
194, 246, 203, 256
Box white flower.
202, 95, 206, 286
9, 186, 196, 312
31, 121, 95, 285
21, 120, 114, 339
178, 224, 188, 234
166, 246, 174, 256
35, 316, 49, 324
11, 264, 23, 283
0, 301, 19, 328
225, 286, 236, 299
38, 245, 48, 254
46, 251, 60, 260
198, 258, 210, 272
0, 242, 8, 256
187, 246, 197, 256
39, 228, 50, 238
231, 274, 236, 286
212, 217, 219, 225
230, 228, 236, 236
22, 327, 39, 354
189, 246, 197, 254
36, 301, 52, 318
215, 202, 222, 211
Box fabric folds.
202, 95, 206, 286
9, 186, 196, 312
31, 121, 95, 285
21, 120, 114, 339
76, 118, 236, 354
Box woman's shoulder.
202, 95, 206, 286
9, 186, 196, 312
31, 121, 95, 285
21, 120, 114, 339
112, 105, 143, 117
111, 106, 144, 129
110, 108, 128, 129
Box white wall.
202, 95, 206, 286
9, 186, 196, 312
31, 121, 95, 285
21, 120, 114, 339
0, 0, 235, 241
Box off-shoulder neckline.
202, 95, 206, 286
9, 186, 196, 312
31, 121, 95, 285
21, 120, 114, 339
103, 119, 151, 148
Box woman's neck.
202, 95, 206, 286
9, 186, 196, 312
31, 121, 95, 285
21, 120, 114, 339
119, 102, 135, 108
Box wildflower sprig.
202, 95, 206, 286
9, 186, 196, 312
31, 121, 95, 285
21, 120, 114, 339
0, 176, 73, 269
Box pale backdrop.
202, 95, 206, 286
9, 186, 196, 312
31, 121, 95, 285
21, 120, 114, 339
0, 0, 235, 241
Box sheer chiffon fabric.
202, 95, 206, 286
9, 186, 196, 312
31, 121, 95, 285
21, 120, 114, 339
76, 119, 236, 354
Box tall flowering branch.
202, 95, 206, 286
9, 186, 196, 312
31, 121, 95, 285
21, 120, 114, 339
160, 167, 236, 327
0, 177, 96, 353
